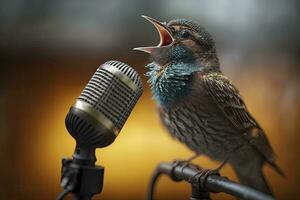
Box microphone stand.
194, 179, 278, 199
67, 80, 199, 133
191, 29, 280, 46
149, 161, 275, 200
57, 146, 104, 200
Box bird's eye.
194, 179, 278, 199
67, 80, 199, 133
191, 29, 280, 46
181, 30, 190, 39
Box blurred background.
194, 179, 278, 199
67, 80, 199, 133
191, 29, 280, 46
0, 0, 299, 199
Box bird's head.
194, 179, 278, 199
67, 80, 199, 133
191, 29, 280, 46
134, 16, 219, 71
134, 16, 220, 106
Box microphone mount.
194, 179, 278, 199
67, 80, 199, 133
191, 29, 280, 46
57, 147, 104, 200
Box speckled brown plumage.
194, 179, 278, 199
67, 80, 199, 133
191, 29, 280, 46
135, 16, 283, 196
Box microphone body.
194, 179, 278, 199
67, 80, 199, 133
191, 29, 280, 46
67, 60, 143, 149
58, 61, 143, 200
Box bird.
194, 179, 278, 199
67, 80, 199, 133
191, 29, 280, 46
134, 15, 284, 196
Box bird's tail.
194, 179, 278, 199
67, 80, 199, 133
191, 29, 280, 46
231, 158, 274, 196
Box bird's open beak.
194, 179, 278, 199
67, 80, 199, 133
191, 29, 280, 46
133, 15, 174, 54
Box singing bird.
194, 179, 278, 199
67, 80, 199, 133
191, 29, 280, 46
134, 16, 284, 195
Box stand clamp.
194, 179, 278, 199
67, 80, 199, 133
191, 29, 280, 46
58, 158, 104, 200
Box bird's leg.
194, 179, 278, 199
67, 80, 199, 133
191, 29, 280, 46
172, 154, 200, 175
183, 153, 200, 163
187, 158, 229, 185
211, 158, 229, 173
207, 144, 242, 174
174, 154, 229, 184
211, 143, 243, 173
174, 153, 200, 166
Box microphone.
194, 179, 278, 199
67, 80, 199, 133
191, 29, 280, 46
66, 60, 143, 162
58, 60, 143, 200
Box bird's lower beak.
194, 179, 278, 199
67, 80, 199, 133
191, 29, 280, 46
133, 15, 174, 54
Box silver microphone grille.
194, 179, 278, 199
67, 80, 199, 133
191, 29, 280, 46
74, 60, 143, 135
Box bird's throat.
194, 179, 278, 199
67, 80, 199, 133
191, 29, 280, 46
156, 61, 172, 78
146, 62, 197, 107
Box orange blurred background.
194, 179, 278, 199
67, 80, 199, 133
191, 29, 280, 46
0, 0, 300, 199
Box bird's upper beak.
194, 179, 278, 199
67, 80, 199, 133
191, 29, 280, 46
133, 15, 174, 54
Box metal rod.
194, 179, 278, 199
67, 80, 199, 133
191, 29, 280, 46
156, 162, 274, 200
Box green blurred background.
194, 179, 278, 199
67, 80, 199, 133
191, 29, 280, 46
0, 0, 299, 199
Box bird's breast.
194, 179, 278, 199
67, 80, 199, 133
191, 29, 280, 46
159, 79, 243, 160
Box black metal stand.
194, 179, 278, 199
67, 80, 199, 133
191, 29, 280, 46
190, 182, 210, 200
148, 161, 275, 200
57, 146, 104, 200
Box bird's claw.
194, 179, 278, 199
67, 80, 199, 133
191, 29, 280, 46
188, 168, 220, 190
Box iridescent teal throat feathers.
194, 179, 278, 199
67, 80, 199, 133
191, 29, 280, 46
146, 60, 201, 106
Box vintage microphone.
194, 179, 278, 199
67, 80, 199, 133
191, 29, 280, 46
57, 60, 143, 200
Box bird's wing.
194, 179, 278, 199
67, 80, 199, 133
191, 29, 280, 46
203, 72, 256, 131
202, 72, 283, 175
